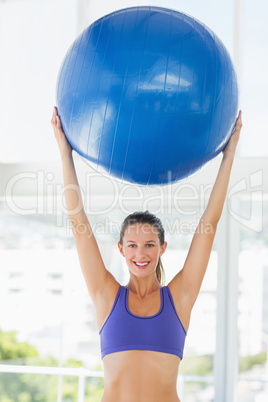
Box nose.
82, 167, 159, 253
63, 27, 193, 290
135, 246, 146, 260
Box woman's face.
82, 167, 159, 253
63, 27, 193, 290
118, 223, 167, 279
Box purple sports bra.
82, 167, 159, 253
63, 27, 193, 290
99, 285, 186, 359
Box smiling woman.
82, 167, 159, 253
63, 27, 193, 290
118, 211, 166, 284
51, 104, 242, 401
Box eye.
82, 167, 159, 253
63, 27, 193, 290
128, 244, 136, 248
146, 244, 154, 248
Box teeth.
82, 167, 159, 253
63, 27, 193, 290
135, 262, 148, 266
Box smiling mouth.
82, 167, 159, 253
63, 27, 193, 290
133, 261, 150, 269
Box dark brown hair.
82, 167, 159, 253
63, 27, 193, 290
119, 211, 166, 285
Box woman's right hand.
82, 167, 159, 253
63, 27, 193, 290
51, 106, 72, 159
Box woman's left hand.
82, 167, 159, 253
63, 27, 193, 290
223, 110, 242, 159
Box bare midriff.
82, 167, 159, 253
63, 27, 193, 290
101, 350, 181, 402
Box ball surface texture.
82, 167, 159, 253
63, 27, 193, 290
56, 6, 238, 185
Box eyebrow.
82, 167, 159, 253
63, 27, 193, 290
126, 240, 157, 243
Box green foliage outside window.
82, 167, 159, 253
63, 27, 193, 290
0, 330, 103, 401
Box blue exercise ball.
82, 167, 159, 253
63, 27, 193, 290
56, 6, 238, 185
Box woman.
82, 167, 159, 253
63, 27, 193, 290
51, 107, 242, 402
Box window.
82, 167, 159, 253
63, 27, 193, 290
237, 199, 268, 400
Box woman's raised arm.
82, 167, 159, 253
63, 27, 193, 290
168, 111, 242, 330
51, 107, 119, 307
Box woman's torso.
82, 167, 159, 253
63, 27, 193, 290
96, 283, 186, 402
101, 350, 180, 402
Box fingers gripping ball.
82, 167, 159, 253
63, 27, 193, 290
56, 6, 238, 185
